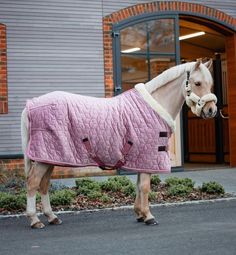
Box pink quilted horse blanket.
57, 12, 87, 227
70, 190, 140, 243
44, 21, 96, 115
26, 83, 174, 173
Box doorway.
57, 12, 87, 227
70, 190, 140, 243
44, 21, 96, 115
112, 14, 230, 169
179, 18, 229, 167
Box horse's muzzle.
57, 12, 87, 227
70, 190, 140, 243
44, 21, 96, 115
201, 102, 217, 119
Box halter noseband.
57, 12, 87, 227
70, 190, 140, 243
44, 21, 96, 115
185, 71, 217, 116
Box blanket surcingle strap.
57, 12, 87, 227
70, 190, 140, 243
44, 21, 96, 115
82, 138, 133, 170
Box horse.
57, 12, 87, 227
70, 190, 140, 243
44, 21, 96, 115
21, 59, 217, 229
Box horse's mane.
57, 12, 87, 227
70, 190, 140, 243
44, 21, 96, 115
145, 62, 197, 93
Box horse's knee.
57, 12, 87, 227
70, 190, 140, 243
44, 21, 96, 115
27, 175, 41, 195
139, 173, 151, 194
39, 165, 53, 194
140, 182, 150, 194
27, 183, 39, 197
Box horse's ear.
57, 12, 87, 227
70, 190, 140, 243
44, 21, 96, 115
204, 59, 213, 70
194, 58, 202, 70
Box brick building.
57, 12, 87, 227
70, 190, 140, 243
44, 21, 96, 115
0, 1, 235, 177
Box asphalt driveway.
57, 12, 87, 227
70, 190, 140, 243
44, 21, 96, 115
1, 199, 236, 255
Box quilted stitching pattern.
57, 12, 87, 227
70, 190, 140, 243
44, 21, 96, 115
26, 89, 172, 173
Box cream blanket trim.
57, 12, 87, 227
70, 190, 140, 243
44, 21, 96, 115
135, 83, 176, 132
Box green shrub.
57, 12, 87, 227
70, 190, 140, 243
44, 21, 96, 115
100, 194, 112, 203
87, 191, 103, 200
4, 178, 25, 190
149, 191, 157, 201
151, 175, 161, 186
50, 189, 76, 206
76, 178, 101, 195
165, 177, 195, 189
100, 179, 122, 192
112, 176, 132, 186
36, 192, 41, 203
167, 184, 193, 197
0, 184, 9, 193
0, 192, 26, 210
100, 176, 135, 193
0, 169, 25, 193
75, 178, 96, 188
49, 183, 67, 192
121, 183, 136, 196
201, 181, 225, 195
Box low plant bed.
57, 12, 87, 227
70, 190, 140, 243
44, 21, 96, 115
0, 174, 232, 215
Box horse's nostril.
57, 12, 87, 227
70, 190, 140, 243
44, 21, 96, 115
209, 107, 213, 114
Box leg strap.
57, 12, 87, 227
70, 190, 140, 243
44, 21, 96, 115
82, 138, 133, 170
82, 138, 106, 168
112, 141, 133, 169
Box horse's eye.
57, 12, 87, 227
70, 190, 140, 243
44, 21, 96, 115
195, 82, 201, 87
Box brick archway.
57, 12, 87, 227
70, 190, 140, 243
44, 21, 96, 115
103, 1, 236, 97
103, 1, 236, 166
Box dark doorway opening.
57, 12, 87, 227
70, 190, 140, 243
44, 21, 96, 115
180, 18, 229, 168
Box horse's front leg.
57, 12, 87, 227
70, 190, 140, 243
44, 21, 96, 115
139, 173, 158, 225
134, 173, 144, 222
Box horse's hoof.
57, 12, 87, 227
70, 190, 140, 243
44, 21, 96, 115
145, 218, 159, 226
137, 217, 145, 222
31, 222, 45, 229
49, 217, 62, 225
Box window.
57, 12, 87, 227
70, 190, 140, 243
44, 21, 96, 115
115, 18, 178, 93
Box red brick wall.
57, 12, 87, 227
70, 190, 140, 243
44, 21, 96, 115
0, 24, 7, 114
0, 159, 24, 173
0, 158, 116, 179
103, 1, 236, 97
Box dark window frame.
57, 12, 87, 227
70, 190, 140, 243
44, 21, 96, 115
112, 13, 180, 95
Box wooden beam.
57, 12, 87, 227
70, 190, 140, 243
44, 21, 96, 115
180, 41, 214, 60
179, 19, 223, 37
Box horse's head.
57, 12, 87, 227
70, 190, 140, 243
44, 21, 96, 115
184, 59, 217, 119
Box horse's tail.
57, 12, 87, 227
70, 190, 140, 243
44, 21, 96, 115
21, 108, 31, 176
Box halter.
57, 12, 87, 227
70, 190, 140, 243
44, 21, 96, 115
185, 71, 217, 116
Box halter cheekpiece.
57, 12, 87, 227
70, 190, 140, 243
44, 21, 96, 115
185, 71, 217, 116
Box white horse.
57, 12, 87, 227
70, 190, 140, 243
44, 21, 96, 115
21, 59, 217, 228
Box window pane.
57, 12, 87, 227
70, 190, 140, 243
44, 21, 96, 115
121, 22, 147, 54
120, 18, 176, 91
121, 55, 148, 91
150, 56, 176, 79
149, 19, 175, 53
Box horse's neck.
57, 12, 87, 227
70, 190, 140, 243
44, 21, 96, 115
149, 73, 186, 120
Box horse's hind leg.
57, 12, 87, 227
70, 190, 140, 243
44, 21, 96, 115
134, 174, 144, 222
26, 162, 51, 229
39, 166, 62, 225
139, 173, 158, 226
